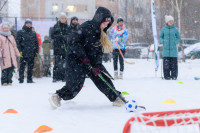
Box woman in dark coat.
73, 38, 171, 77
49, 7, 125, 109
51, 12, 70, 82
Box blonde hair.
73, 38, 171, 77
100, 29, 113, 52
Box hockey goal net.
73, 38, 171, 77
123, 109, 200, 133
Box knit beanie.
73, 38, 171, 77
71, 16, 78, 21
25, 18, 32, 25
165, 15, 174, 23
117, 17, 124, 23
2, 22, 10, 28
59, 12, 67, 19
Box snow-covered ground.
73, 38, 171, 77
0, 59, 200, 133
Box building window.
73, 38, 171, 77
66, 5, 76, 12
95, 6, 99, 9
85, 5, 88, 11
109, 0, 115, 2
52, 4, 59, 12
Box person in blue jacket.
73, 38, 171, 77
159, 15, 181, 80
108, 17, 128, 79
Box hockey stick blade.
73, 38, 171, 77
124, 60, 135, 64
138, 106, 146, 110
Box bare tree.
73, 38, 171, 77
168, 0, 183, 33
0, 0, 8, 12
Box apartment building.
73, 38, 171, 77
0, 0, 20, 25
21, 0, 119, 21
21, 0, 95, 20
95, 0, 119, 23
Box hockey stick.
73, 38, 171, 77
89, 65, 146, 110
101, 71, 114, 80
114, 41, 135, 64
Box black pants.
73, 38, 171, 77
53, 55, 66, 81
1, 66, 14, 85
56, 63, 120, 102
163, 57, 178, 80
113, 49, 125, 72
19, 57, 34, 81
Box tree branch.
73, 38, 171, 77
169, 0, 179, 12
0, 0, 8, 12
180, 0, 183, 12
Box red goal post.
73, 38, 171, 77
123, 108, 200, 133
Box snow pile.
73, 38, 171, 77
179, 43, 200, 58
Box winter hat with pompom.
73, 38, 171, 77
59, 12, 67, 19
165, 15, 174, 23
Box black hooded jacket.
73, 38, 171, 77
51, 21, 70, 55
56, 7, 120, 102
16, 26, 38, 58
67, 7, 114, 67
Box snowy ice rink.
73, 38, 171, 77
0, 59, 200, 133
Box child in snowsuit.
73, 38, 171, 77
108, 17, 128, 79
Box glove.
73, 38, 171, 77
92, 67, 101, 76
0, 57, 2, 62
80, 57, 90, 65
20, 52, 23, 57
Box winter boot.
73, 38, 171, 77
113, 95, 126, 107
119, 71, 123, 79
2, 83, 8, 86
49, 93, 61, 109
114, 71, 118, 79
27, 80, 35, 83
52, 79, 57, 83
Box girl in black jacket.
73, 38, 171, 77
49, 7, 125, 109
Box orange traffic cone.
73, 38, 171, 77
34, 125, 53, 133
3, 109, 18, 114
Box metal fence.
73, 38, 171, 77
0, 16, 87, 42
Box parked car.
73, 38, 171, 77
181, 38, 200, 48
125, 43, 150, 58
190, 51, 200, 59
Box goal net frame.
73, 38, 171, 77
123, 108, 200, 133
